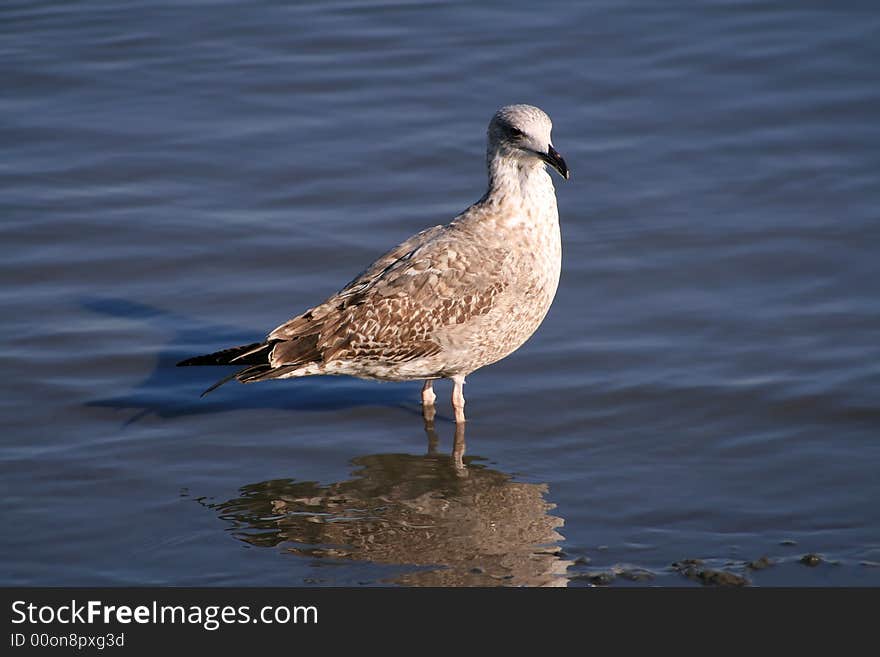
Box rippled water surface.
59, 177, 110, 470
2, 1, 879, 586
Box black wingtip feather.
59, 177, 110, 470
177, 342, 268, 367
180, 341, 307, 398
200, 369, 244, 397
199, 363, 281, 397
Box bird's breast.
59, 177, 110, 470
439, 197, 561, 372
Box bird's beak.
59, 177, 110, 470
540, 145, 570, 180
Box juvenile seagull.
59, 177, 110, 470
178, 104, 569, 423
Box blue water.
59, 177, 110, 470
2, 1, 879, 586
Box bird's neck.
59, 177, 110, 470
482, 153, 558, 226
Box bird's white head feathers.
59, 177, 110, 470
487, 104, 569, 180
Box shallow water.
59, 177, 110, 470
2, 1, 879, 586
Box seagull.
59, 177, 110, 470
178, 104, 569, 423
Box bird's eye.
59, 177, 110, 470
509, 127, 525, 139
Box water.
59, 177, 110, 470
2, 0, 879, 586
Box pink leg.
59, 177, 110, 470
421, 379, 436, 422
452, 422, 466, 470
451, 375, 466, 424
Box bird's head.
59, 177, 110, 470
487, 104, 569, 180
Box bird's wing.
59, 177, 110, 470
266, 223, 510, 367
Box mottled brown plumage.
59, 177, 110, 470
178, 104, 569, 422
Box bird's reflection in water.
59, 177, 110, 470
210, 421, 570, 586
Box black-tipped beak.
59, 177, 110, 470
540, 145, 570, 180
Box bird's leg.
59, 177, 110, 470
452, 421, 467, 471
421, 379, 437, 405
451, 375, 466, 424
421, 379, 436, 423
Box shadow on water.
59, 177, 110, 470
204, 421, 571, 586
81, 297, 414, 422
